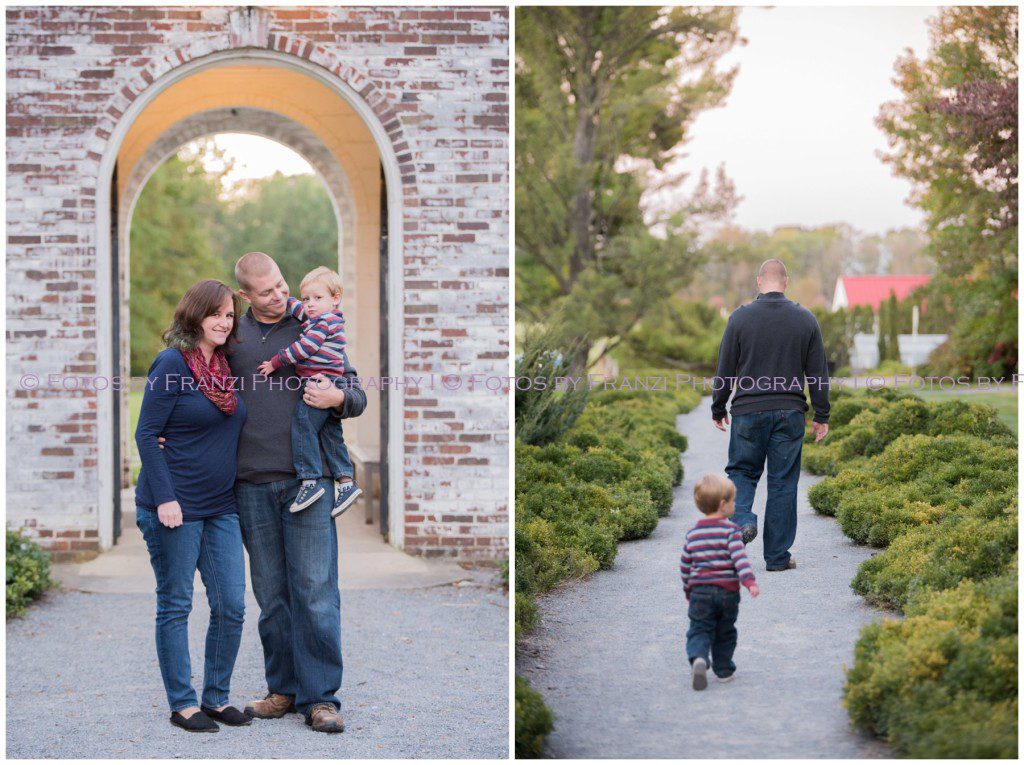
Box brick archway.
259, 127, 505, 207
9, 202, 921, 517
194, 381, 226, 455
7, 6, 509, 561
93, 40, 411, 549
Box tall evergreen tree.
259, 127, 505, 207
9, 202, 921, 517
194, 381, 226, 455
516, 7, 741, 370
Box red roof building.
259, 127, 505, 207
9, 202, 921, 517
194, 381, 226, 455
831, 274, 932, 312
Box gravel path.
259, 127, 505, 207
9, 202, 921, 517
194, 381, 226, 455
517, 397, 890, 758
7, 577, 508, 758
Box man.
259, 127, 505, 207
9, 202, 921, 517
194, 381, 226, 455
711, 259, 829, 572
230, 251, 365, 733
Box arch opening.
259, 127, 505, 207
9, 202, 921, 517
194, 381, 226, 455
95, 51, 406, 551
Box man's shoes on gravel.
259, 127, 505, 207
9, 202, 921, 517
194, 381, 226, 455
200, 705, 252, 726
244, 692, 297, 719
305, 703, 345, 733
170, 709, 219, 732
716, 672, 735, 683
690, 657, 708, 691
766, 557, 797, 572
740, 525, 757, 545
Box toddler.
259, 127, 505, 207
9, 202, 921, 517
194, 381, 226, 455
257, 266, 361, 517
679, 473, 759, 690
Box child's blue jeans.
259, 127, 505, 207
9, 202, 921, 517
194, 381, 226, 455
292, 376, 354, 481
686, 584, 740, 678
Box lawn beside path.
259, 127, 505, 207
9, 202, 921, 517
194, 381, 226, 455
6, 570, 508, 758
516, 396, 890, 758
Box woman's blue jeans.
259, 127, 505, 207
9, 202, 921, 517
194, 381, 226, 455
136, 509, 246, 712
725, 408, 805, 568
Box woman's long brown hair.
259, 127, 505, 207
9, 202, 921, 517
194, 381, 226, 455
161, 279, 241, 354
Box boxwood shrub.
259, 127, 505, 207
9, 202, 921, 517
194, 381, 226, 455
803, 394, 1013, 476
514, 375, 700, 757
844, 569, 1017, 758
6, 529, 57, 617
804, 389, 1018, 756
850, 507, 1017, 611
515, 675, 554, 758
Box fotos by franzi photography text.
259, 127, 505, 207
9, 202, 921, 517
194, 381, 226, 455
513, 5, 1017, 761
6, 5, 510, 759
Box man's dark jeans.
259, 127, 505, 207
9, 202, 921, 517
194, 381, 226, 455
235, 478, 342, 715
686, 584, 740, 678
725, 408, 804, 568
293, 376, 354, 481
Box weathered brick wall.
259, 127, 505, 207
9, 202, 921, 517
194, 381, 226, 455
6, 6, 509, 560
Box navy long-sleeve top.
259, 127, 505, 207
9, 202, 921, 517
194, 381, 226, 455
134, 347, 247, 520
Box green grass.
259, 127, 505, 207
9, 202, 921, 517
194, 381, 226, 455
914, 389, 1017, 436
129, 389, 143, 484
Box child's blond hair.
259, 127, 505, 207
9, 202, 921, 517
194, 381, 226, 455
693, 474, 736, 515
300, 266, 344, 300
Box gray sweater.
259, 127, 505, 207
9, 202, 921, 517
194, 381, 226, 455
710, 291, 830, 424
227, 307, 367, 484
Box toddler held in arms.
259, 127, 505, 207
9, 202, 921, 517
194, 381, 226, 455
256, 266, 361, 517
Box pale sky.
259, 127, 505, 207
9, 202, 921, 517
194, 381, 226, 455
672, 5, 936, 235
195, 133, 314, 191
195, 7, 937, 234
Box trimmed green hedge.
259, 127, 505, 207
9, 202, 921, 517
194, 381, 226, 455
845, 569, 1017, 758
804, 390, 1018, 756
514, 373, 700, 757
515, 675, 554, 758
515, 382, 699, 634
803, 392, 1013, 476
6, 529, 57, 617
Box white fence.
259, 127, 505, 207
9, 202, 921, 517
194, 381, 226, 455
850, 333, 948, 370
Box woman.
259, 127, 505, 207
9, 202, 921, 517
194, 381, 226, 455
134, 279, 250, 732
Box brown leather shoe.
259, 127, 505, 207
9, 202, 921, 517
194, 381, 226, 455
767, 557, 797, 572
244, 692, 296, 719
305, 702, 345, 733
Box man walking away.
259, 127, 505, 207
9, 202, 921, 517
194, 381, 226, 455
710, 259, 830, 572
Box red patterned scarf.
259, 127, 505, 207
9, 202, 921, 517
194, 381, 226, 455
180, 347, 238, 416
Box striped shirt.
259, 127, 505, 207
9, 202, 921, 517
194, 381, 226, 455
680, 517, 756, 595
267, 296, 348, 378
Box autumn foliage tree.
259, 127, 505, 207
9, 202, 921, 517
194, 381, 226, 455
877, 6, 1018, 376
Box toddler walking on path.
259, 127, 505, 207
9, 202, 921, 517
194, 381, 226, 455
680, 474, 759, 690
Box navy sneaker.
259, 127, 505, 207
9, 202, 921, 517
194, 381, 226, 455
290, 482, 326, 513
332, 481, 363, 518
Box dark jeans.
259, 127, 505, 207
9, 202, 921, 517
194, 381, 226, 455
136, 509, 246, 712
686, 585, 740, 678
725, 408, 804, 568
234, 478, 342, 714
292, 377, 354, 481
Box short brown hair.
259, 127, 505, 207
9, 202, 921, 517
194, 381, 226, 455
162, 279, 241, 354
234, 251, 276, 292
693, 474, 736, 515
299, 265, 344, 299
758, 258, 788, 282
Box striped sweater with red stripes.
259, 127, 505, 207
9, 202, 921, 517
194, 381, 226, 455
680, 517, 757, 596
267, 296, 349, 378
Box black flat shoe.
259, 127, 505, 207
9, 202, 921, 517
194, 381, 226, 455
170, 710, 219, 732
201, 705, 252, 726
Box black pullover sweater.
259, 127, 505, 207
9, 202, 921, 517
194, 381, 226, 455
710, 291, 830, 424
227, 306, 367, 484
